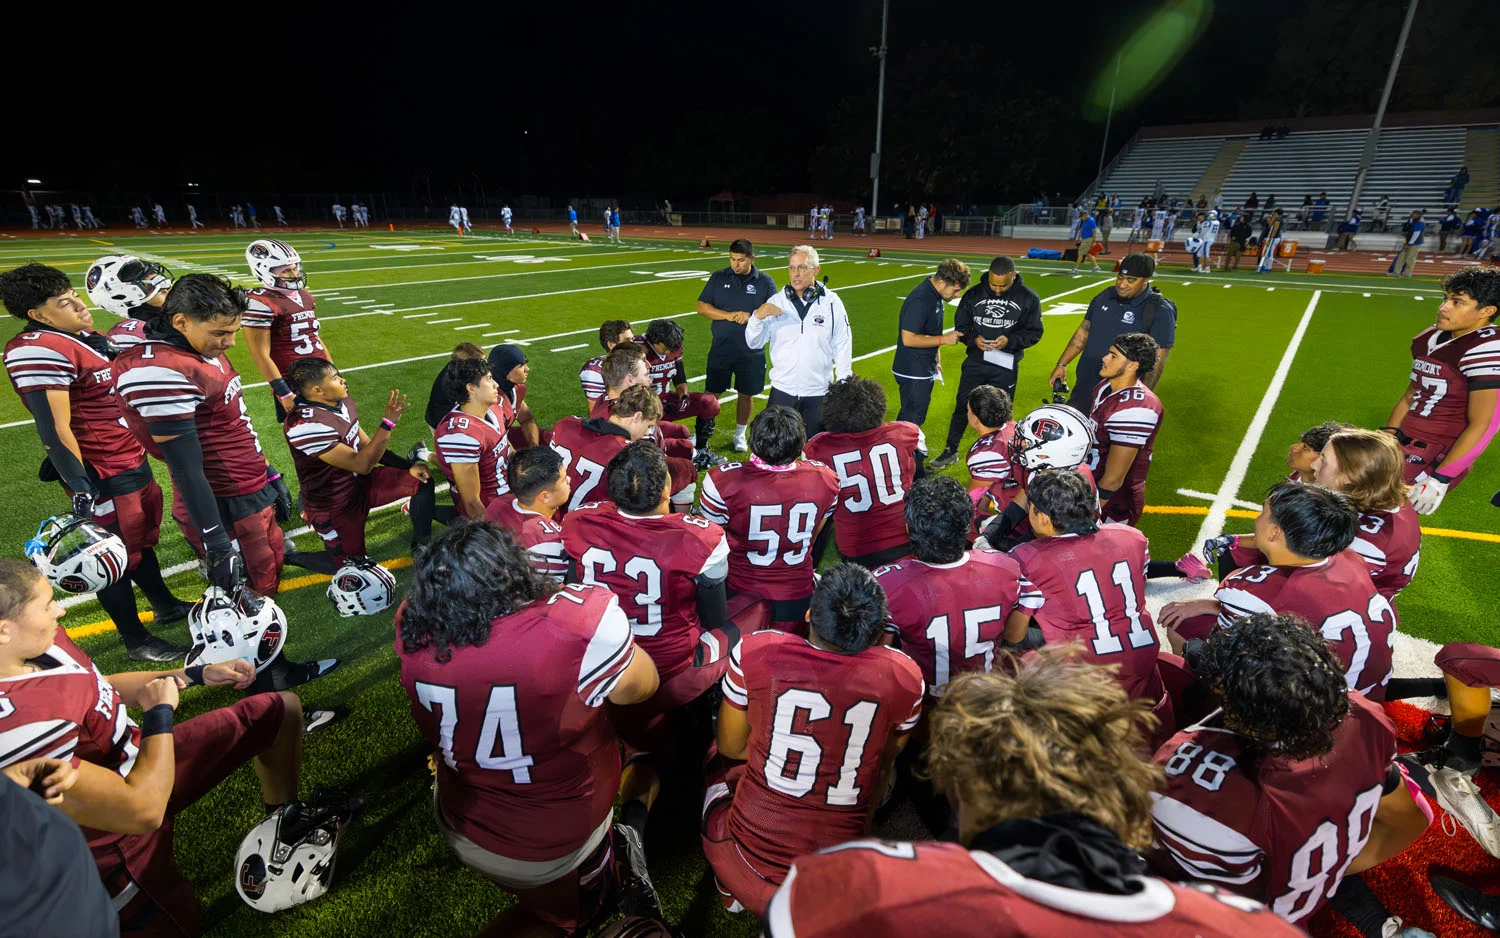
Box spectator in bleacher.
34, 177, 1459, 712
1244, 191, 1260, 219
1461, 210, 1482, 256
1312, 191, 1329, 226
1263, 194, 1277, 215
1337, 208, 1363, 251
1392, 210, 1425, 278
1051, 252, 1175, 412
1260, 124, 1275, 140
1440, 208, 1462, 252
1224, 214, 1253, 270
1211, 188, 1224, 212
1445, 166, 1470, 205
1373, 195, 1392, 232
1276, 123, 1290, 139
1296, 194, 1313, 230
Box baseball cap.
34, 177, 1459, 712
1119, 253, 1155, 279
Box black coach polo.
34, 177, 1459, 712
699, 265, 776, 356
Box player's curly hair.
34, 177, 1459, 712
607, 441, 669, 514
160, 273, 247, 323
1322, 429, 1408, 512
807, 563, 888, 653
598, 319, 633, 350
445, 356, 492, 406
609, 384, 663, 422
967, 385, 1013, 429
1300, 420, 1355, 453
1027, 469, 1099, 535
1442, 266, 1500, 319
906, 476, 975, 564
1110, 332, 1160, 383
0, 263, 72, 320
748, 406, 806, 466
644, 319, 685, 352
1265, 480, 1356, 559
927, 651, 1161, 848
1185, 613, 1349, 762
399, 521, 556, 663
820, 376, 887, 435
935, 258, 972, 290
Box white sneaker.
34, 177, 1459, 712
1432, 766, 1500, 858
732, 434, 749, 453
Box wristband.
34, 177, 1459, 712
1097, 486, 1118, 502
183, 665, 206, 687
1431, 470, 1454, 484
380, 418, 397, 432
141, 704, 175, 738
269, 378, 293, 399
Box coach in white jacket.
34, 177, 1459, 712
746, 244, 852, 436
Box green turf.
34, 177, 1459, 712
3, 229, 1497, 936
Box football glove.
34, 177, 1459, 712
70, 488, 98, 519
267, 467, 294, 523
206, 543, 246, 593
1202, 534, 1238, 565
1409, 471, 1450, 515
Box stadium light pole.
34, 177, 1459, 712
1097, 52, 1121, 184
1348, 0, 1418, 220
869, 0, 889, 226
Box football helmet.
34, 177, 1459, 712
246, 239, 305, 289
84, 255, 172, 317
24, 514, 128, 594
185, 588, 286, 673
1184, 236, 1204, 253
235, 796, 358, 913
1009, 404, 1095, 472
327, 557, 396, 617
1207, 209, 1219, 220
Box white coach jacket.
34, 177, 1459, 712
744, 284, 854, 398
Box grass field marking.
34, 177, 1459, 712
1176, 487, 1262, 511
484, 329, 521, 338
1191, 289, 1323, 551
453, 323, 491, 330
428, 318, 461, 324
551, 344, 588, 352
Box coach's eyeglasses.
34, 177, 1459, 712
788, 264, 816, 273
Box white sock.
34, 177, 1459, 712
735, 424, 748, 438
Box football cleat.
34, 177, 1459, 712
246, 239, 305, 289
84, 255, 172, 316
235, 790, 361, 912
1431, 766, 1500, 858
25, 514, 128, 594
327, 557, 397, 617
613, 822, 663, 920
1429, 873, 1500, 932
1008, 403, 1094, 472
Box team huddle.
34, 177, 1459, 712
0, 238, 1497, 938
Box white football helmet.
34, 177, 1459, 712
84, 255, 172, 317
1207, 209, 1219, 220
186, 588, 286, 673
246, 239, 305, 289
1009, 404, 1095, 472
235, 798, 356, 912
24, 514, 128, 594
327, 558, 396, 617
1184, 236, 1204, 253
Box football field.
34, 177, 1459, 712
3, 228, 1498, 937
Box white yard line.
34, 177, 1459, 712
1175, 487, 1261, 512
551, 344, 588, 352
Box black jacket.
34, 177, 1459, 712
954, 273, 1044, 370
1229, 220, 1253, 245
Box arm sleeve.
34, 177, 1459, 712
378, 449, 415, 470
672, 356, 688, 387
21, 390, 90, 490
695, 574, 729, 633
1014, 292, 1045, 350
156, 432, 230, 551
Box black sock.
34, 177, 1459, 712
1384, 677, 1446, 700
97, 578, 149, 645
1145, 559, 1184, 579
619, 798, 649, 837
695, 417, 716, 450
1448, 730, 1484, 762
1328, 874, 1391, 938
130, 549, 182, 610
408, 477, 437, 540
283, 549, 339, 575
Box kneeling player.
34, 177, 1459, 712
397, 523, 661, 936
243, 239, 331, 421
281, 359, 438, 565
484, 445, 570, 581
434, 357, 511, 519
763, 655, 1304, 938
579, 319, 635, 403
0, 559, 357, 937
639, 318, 724, 468
553, 384, 696, 513
705, 563, 923, 913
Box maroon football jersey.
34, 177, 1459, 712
484, 496, 568, 581
721, 630, 923, 883
491, 383, 526, 436
579, 354, 606, 402
0, 631, 140, 778
562, 505, 729, 678
549, 416, 631, 512
805, 422, 923, 557
283, 396, 362, 512
875, 550, 1024, 698
1215, 550, 1395, 699
105, 317, 149, 349
114, 339, 270, 497
639, 340, 684, 396
1011, 525, 1161, 701
397, 584, 637, 861
1149, 694, 1396, 926
1350, 503, 1421, 600
3, 327, 146, 478
242, 286, 329, 375
765, 840, 1304, 938
1398, 324, 1500, 445
1087, 379, 1163, 495
966, 422, 1018, 510
434, 407, 511, 515
699, 458, 839, 601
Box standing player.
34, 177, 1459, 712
434, 357, 511, 519
81, 204, 101, 229
579, 319, 636, 403
274, 204, 288, 226
1312, 429, 1421, 601
112, 275, 336, 688
84, 254, 172, 349
69, 204, 83, 229
242, 238, 331, 420
152, 202, 167, 226
1003, 470, 1164, 705
460, 205, 471, 233
501, 203, 513, 234
187, 204, 204, 229
1257, 209, 1286, 273
1, 263, 190, 661
639, 318, 724, 468
852, 205, 865, 236
331, 203, 346, 228
130, 206, 147, 229
1191, 209, 1219, 272
485, 445, 570, 581
1149, 615, 1428, 929
448, 204, 462, 234
1086, 333, 1163, 525
281, 359, 436, 567
696, 240, 776, 450
1384, 267, 1500, 513
804, 376, 924, 568
763, 655, 1305, 938
246, 202, 260, 229
698, 406, 839, 629
1159, 483, 1396, 700
821, 204, 833, 240
397, 523, 661, 937
1150, 203, 1168, 241
551, 385, 673, 513
704, 563, 924, 913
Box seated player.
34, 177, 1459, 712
281, 358, 438, 566
1, 262, 189, 661
555, 383, 696, 513
484, 445, 570, 581
423, 342, 485, 434
1289, 419, 1356, 483
1003, 470, 1163, 705
396, 523, 662, 937
243, 239, 330, 420
638, 318, 725, 468
1160, 482, 1396, 700
1149, 614, 1429, 929
699, 405, 838, 630
434, 356, 511, 519
961, 385, 1018, 518
974, 402, 1095, 553
877, 476, 1024, 700
0, 558, 358, 937
705, 563, 923, 913
579, 318, 634, 403
591, 340, 696, 459
83, 253, 172, 348
486, 343, 543, 450
763, 656, 1305, 938
1086, 332, 1163, 525
804, 376, 924, 568
1312, 428, 1421, 600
